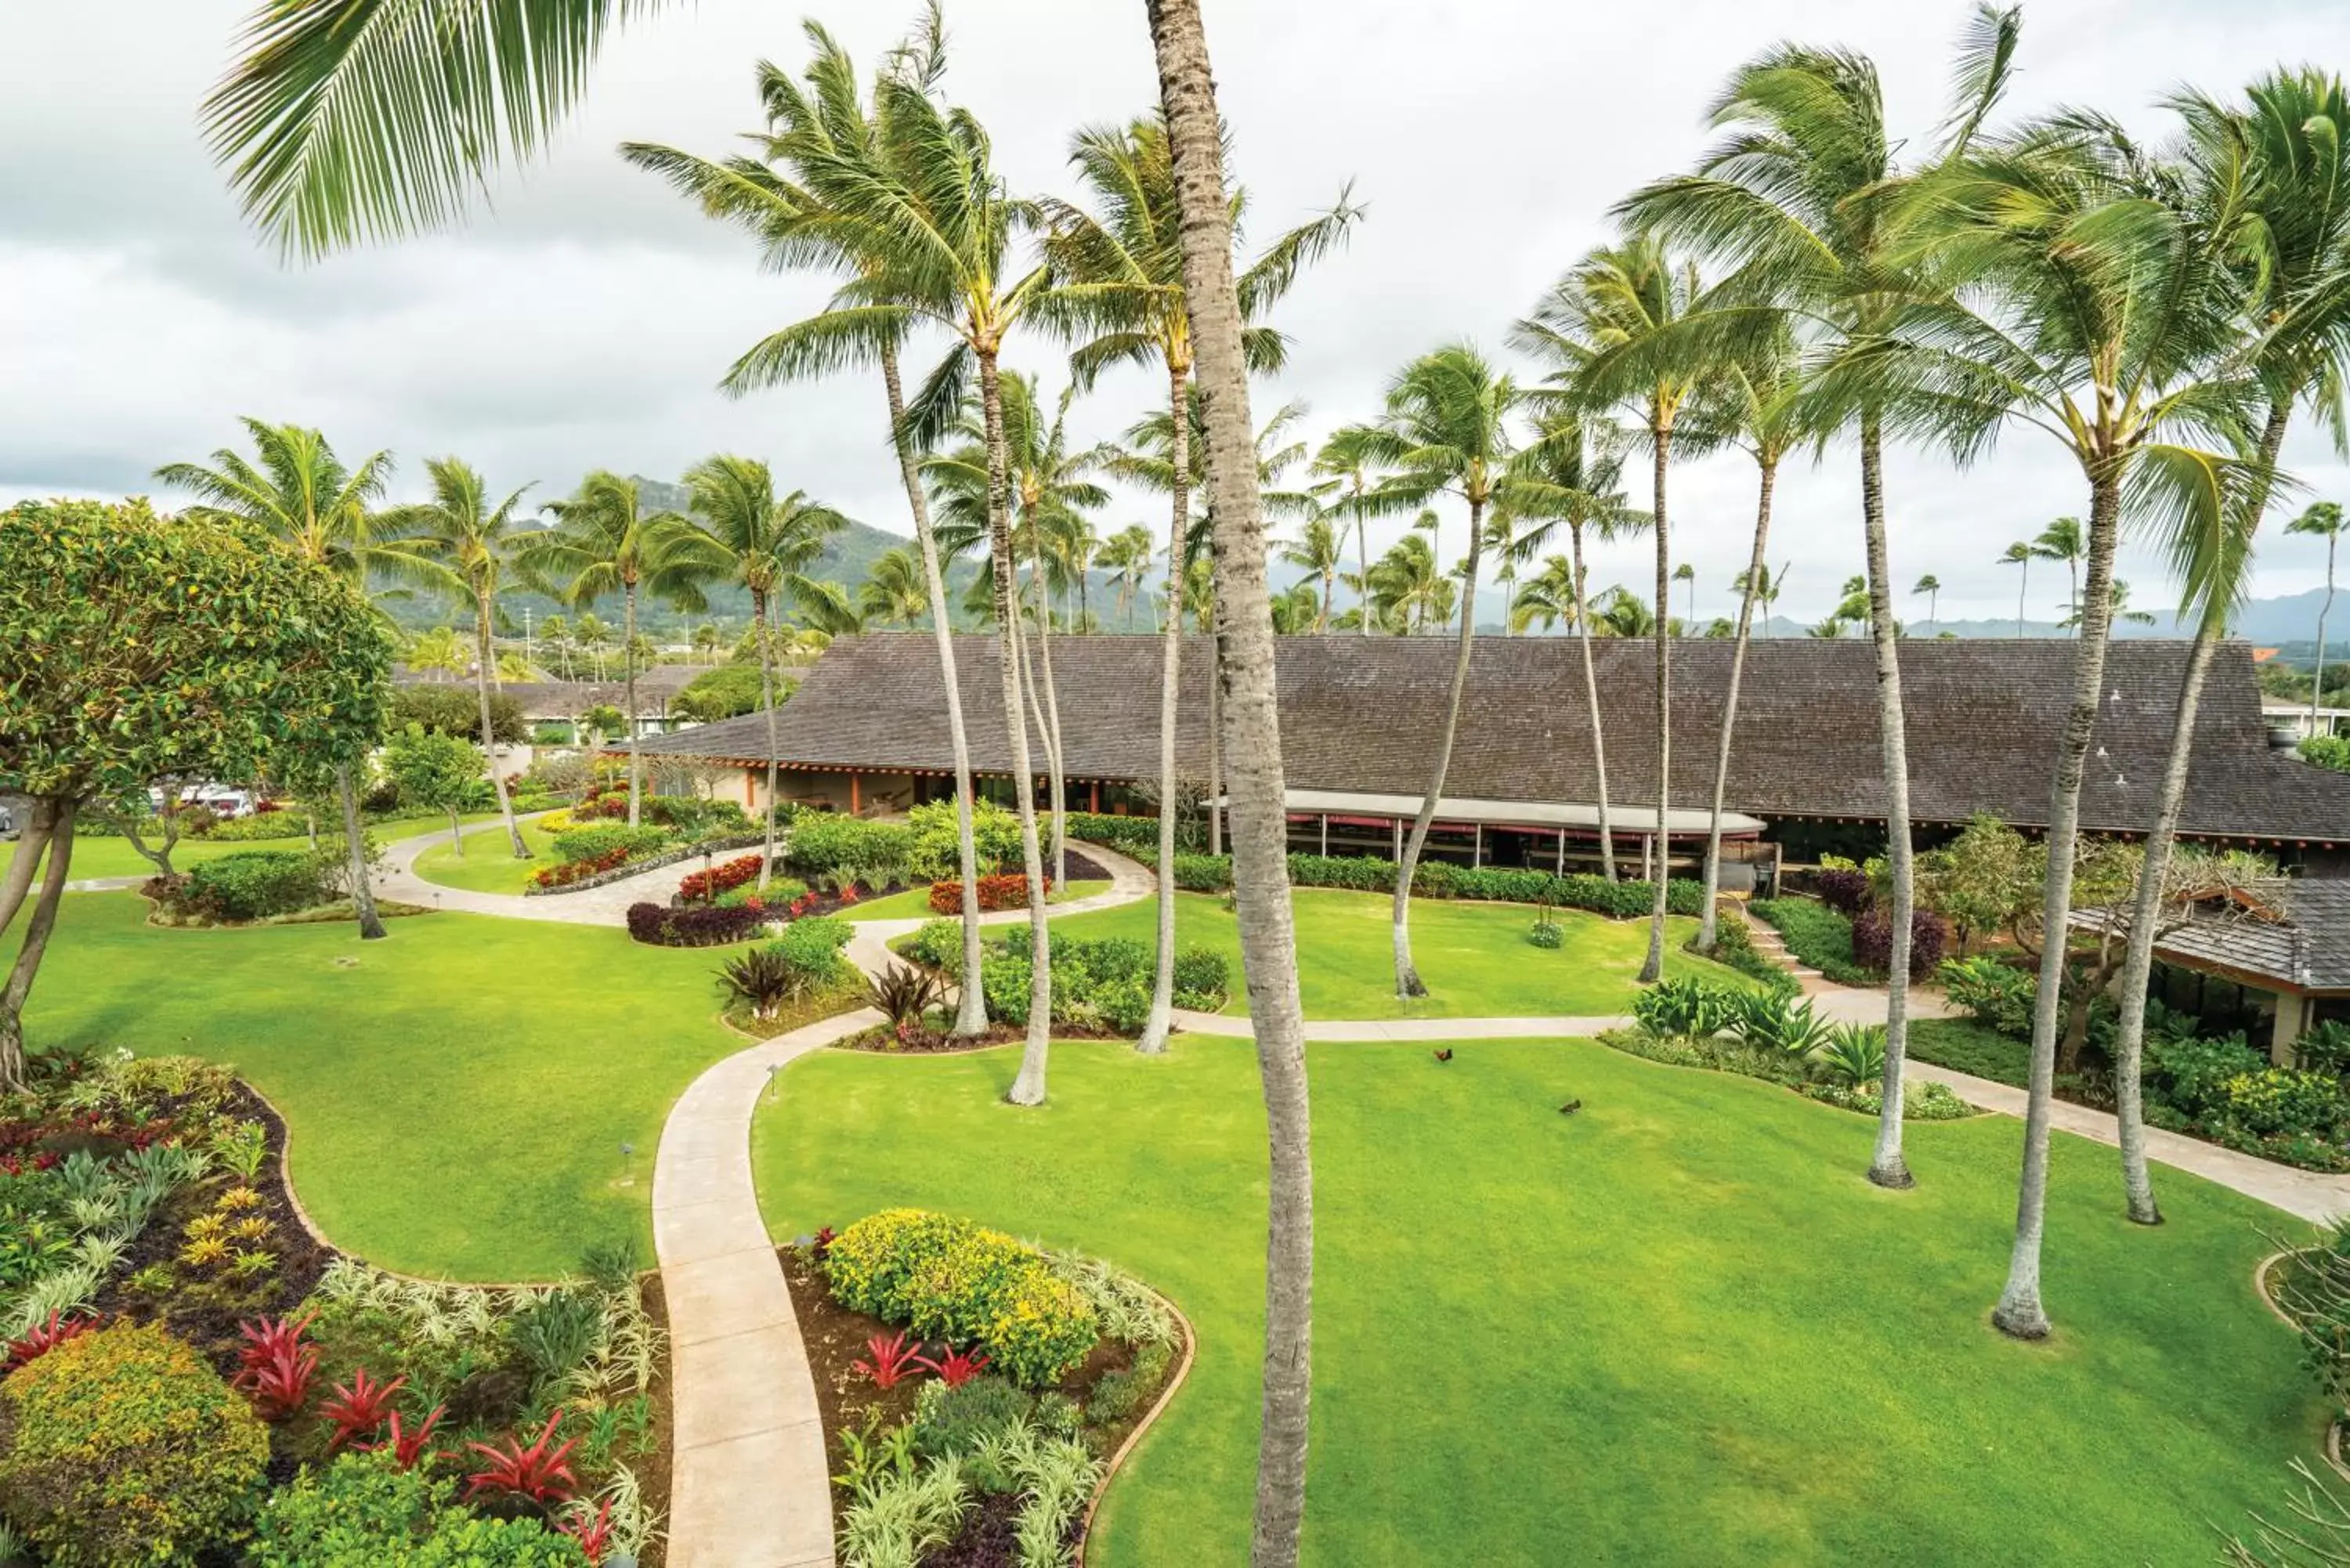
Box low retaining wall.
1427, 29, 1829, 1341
522, 833, 770, 897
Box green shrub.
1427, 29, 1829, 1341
1727, 991, 1835, 1059
1696, 915, 1801, 997
1171, 945, 1230, 1010
1816, 1023, 1888, 1088
2302, 734, 2350, 773
906, 798, 1025, 881
0, 1320, 269, 1567
825, 1209, 1097, 1387
909, 1375, 1035, 1459
644, 795, 750, 837
250, 1452, 586, 1567
1936, 955, 2036, 1037
906, 918, 964, 973
1171, 853, 1233, 891
1528, 918, 1564, 949
2219, 1069, 2348, 1140
1084, 1340, 1174, 1426
181, 849, 331, 920
1632, 977, 1740, 1039
550, 822, 671, 865
1749, 898, 1875, 985
770, 915, 852, 990
2146, 1029, 2266, 1118
1061, 811, 1206, 858
786, 814, 914, 883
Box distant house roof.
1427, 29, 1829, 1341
622, 633, 2350, 848
396, 666, 721, 719
2104, 880, 2350, 995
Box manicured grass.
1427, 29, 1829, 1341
1750, 895, 1876, 985
847, 879, 1112, 922
410, 814, 569, 894
754, 1035, 2320, 1567
12, 893, 743, 1281
1911, 1017, 2031, 1086
4, 812, 500, 885
1041, 887, 1752, 1019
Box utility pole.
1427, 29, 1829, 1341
523, 605, 533, 677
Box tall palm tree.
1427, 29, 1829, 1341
1278, 516, 1346, 632
576, 612, 611, 681
1038, 111, 1355, 1055
1311, 424, 1386, 636
404, 626, 467, 681
1999, 540, 2036, 634
155, 417, 402, 938
1593, 588, 1658, 638
384, 458, 539, 859
1057, 515, 1101, 630
1499, 413, 1647, 880
1365, 532, 1448, 634
1347, 344, 1517, 999
1672, 562, 1697, 627
2294, 503, 2345, 728
622, 20, 1000, 1035
2034, 516, 2087, 631
2106, 70, 2350, 1227
1096, 523, 1156, 628
1622, 4, 2023, 1187
859, 545, 932, 628
1913, 573, 1943, 630
1509, 554, 1582, 632
1143, 5, 1319, 1559
1520, 237, 1709, 983
522, 472, 725, 827
1871, 112, 2254, 1338
678, 457, 849, 894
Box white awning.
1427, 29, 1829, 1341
1261, 788, 1764, 836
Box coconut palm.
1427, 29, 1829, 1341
1278, 516, 1347, 632
2106, 71, 2350, 1227
1364, 532, 1449, 634
859, 545, 931, 629
2294, 503, 2345, 729
1340, 345, 1518, 999
1096, 523, 1156, 629
155, 417, 403, 938
522, 472, 726, 827
576, 612, 611, 681
1622, 4, 2023, 1187
1999, 540, 2036, 634
2034, 516, 2087, 632
679, 457, 849, 893
1517, 237, 1710, 985
404, 627, 467, 681
2057, 578, 2157, 631
1913, 573, 1943, 630
1593, 588, 1658, 638
1509, 555, 1582, 633
1500, 412, 1647, 880
1862, 112, 2257, 1339
382, 458, 539, 859
1141, 5, 1318, 1557
1038, 111, 1356, 1054
1311, 424, 1389, 636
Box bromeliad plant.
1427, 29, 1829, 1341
320, 1367, 407, 1452
855, 1328, 925, 1390
464, 1412, 580, 1505
1, 1310, 98, 1374
914, 1344, 992, 1388
1730, 992, 1836, 1060
233, 1311, 319, 1421
865, 962, 948, 1032
363, 1404, 447, 1470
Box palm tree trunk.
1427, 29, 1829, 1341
338, 764, 386, 940
1571, 524, 1618, 883
1391, 498, 1484, 999
750, 588, 781, 894
1859, 418, 1917, 1188
1029, 529, 1070, 890
1637, 425, 1673, 985
880, 344, 989, 1033
2314, 534, 2337, 734
2016, 562, 2027, 638
981, 352, 1054, 1104
1207, 591, 1224, 857
1994, 468, 2124, 1340
623, 581, 642, 829
1698, 459, 1777, 951
1148, 7, 1317, 1558
477, 592, 527, 858
1140, 366, 1191, 1056
1354, 492, 1371, 637
0, 799, 74, 1094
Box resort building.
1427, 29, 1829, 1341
2081, 880, 2350, 1063
623, 634, 2350, 882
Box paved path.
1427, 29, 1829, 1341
843, 842, 1156, 977
375, 813, 725, 925
653, 1006, 884, 1568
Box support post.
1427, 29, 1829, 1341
1392, 816, 1402, 862
849, 771, 861, 816
1643, 833, 1654, 882
1319, 813, 1328, 856
1556, 831, 1565, 875
1473, 824, 1483, 870
1089, 780, 1101, 814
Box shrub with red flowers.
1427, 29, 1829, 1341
677, 853, 765, 903
532, 847, 631, 889
626, 901, 772, 948
927, 871, 1052, 915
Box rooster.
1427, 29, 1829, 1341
1432, 1048, 1454, 1064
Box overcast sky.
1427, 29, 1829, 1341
5, 0, 2348, 626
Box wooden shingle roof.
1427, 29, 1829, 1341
628, 633, 2350, 847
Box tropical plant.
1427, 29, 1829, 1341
2034, 515, 2087, 630
320, 1367, 407, 1452
465, 1413, 580, 1505
866, 960, 948, 1031
2292, 502, 2346, 743
858, 545, 931, 629
1096, 523, 1157, 628
1817, 1023, 1889, 1088
1730, 992, 1836, 1059
854, 1329, 926, 1390
1278, 516, 1347, 632
1913, 573, 1943, 629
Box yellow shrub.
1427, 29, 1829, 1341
825, 1209, 1096, 1386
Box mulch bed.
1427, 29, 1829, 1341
834, 1018, 1130, 1054
637, 1272, 677, 1568
779, 1244, 1161, 1563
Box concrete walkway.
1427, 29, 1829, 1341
843, 842, 1156, 977
375, 813, 742, 926
653, 1006, 884, 1568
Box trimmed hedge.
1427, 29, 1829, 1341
550, 822, 673, 865
1166, 850, 1707, 919
927, 872, 1050, 914
176, 849, 331, 919
824, 1209, 1097, 1386
1061, 810, 1207, 858
627, 901, 772, 947
786, 814, 914, 880
902, 920, 1231, 1029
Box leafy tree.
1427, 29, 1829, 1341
382, 724, 487, 858
391, 685, 525, 746
0, 499, 392, 1088
671, 664, 782, 724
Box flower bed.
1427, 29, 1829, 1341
627, 901, 775, 948
524, 832, 768, 897
678, 853, 765, 903
780, 1211, 1187, 1568
930, 871, 1055, 914
0, 1048, 672, 1566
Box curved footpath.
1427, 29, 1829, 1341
374, 835, 2350, 1563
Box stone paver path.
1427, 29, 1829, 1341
375, 812, 700, 924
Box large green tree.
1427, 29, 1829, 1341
0, 499, 392, 1088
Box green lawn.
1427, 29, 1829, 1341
847, 878, 1113, 922
13, 894, 743, 1281
409, 814, 569, 894
1041, 887, 1752, 1019
5, 812, 501, 884
755, 1035, 2320, 1567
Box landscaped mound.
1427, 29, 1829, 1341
894, 921, 1228, 1038
785, 1209, 1184, 1568
143, 841, 415, 927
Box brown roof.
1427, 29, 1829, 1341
2099, 879, 2350, 992
397, 667, 721, 718
627, 633, 2350, 847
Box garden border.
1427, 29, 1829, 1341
1075, 1284, 1198, 1566
523, 833, 770, 897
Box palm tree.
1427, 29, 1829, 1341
522, 473, 725, 827
680, 457, 848, 894
1871, 112, 2254, 1339
1672, 562, 1697, 627
405, 626, 467, 681
1057, 516, 1101, 631
2059, 578, 2158, 631
1500, 413, 1646, 880
859, 545, 931, 628
1999, 540, 2036, 634
2106, 72, 2350, 1227
1311, 424, 1387, 636
1038, 110, 1355, 1055
1142, 6, 1319, 1559
1593, 587, 1656, 638
576, 612, 611, 681
2294, 503, 2345, 728
155, 417, 403, 938
622, 20, 999, 1035
1365, 532, 1448, 634
1624, 5, 2023, 1188
1343, 344, 1517, 999
1913, 573, 1943, 630
537, 614, 573, 678
2034, 516, 2087, 632
1518, 237, 1709, 983
1096, 523, 1156, 628
1278, 517, 1346, 632
384, 458, 539, 860
1509, 555, 1582, 633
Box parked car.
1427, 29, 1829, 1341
177, 786, 255, 818
0, 800, 16, 840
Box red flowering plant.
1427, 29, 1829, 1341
233, 1311, 319, 1420
464, 1412, 579, 1504
320, 1367, 407, 1451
